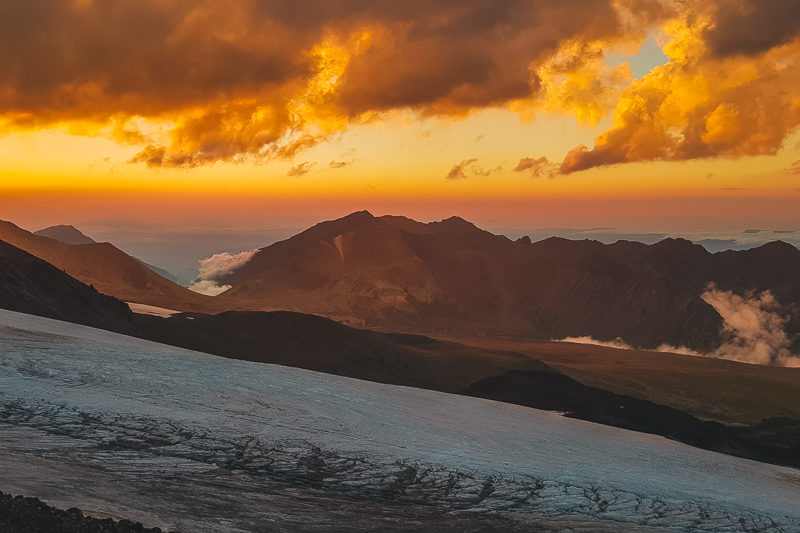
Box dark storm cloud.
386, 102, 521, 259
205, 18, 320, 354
0, 0, 669, 165
705, 0, 800, 57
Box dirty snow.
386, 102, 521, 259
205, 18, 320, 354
1, 309, 798, 532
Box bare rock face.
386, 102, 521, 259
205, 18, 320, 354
216, 211, 800, 353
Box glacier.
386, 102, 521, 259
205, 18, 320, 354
1, 309, 798, 532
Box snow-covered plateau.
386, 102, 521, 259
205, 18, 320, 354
1, 309, 798, 532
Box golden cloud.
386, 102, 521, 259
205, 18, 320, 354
561, 10, 800, 173
0, 0, 667, 167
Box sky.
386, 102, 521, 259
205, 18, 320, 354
2, 0, 800, 271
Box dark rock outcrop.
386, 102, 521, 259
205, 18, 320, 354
0, 491, 177, 533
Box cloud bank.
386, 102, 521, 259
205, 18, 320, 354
4, 1, 799, 174
0, 0, 667, 167
560, 6, 800, 173
701, 286, 799, 367
188, 249, 258, 296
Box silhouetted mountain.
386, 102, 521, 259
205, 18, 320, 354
0, 220, 215, 312
34, 224, 96, 245
216, 211, 800, 353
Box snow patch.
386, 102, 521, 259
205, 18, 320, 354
126, 302, 179, 318
1, 308, 799, 531
558, 336, 633, 350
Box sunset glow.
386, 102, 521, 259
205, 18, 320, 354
1, 0, 799, 235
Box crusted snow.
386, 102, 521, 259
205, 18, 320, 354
1, 309, 799, 532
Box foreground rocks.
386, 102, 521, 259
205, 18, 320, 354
0, 491, 178, 533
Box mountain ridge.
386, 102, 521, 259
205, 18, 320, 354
0, 219, 215, 312
214, 212, 800, 354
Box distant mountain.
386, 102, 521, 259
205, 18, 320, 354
216, 211, 800, 353
0, 220, 215, 312
134, 257, 181, 284
33, 224, 96, 245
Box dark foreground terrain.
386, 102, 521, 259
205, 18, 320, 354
0, 491, 176, 533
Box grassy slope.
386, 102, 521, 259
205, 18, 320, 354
433, 334, 800, 426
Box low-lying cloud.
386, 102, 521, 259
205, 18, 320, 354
701, 285, 799, 367
559, 336, 634, 350
188, 249, 258, 296
555, 286, 800, 367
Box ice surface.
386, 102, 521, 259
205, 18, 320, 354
1, 309, 799, 532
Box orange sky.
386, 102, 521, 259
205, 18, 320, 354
1, 0, 800, 233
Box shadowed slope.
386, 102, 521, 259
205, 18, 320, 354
2, 239, 800, 470
0, 237, 544, 393
0, 220, 215, 312
436, 334, 800, 426
0, 239, 135, 332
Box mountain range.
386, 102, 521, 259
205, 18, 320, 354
2, 226, 799, 468
6, 212, 800, 356
215, 211, 800, 353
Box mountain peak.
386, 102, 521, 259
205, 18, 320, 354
34, 224, 96, 245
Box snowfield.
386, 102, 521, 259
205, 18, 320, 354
1, 309, 799, 532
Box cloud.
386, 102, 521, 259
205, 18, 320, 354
514, 156, 559, 178
330, 148, 357, 169
556, 285, 800, 367
788, 160, 800, 175
704, 0, 800, 57
287, 162, 316, 176
560, 14, 800, 174
0, 0, 670, 166
701, 285, 799, 367
558, 336, 633, 350
512, 39, 633, 125
188, 249, 258, 296
445, 158, 496, 180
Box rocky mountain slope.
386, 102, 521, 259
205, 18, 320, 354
216, 211, 800, 353
0, 220, 214, 312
